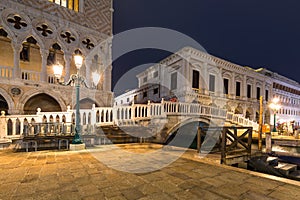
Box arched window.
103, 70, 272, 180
16, 119, 21, 135
49, 0, 80, 12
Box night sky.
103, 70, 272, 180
112, 0, 300, 94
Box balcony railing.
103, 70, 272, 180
21, 70, 41, 82
0, 66, 13, 79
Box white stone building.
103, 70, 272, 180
115, 47, 300, 130
0, 0, 113, 115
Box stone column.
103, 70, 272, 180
215, 69, 222, 97
242, 75, 247, 100
103, 65, 112, 92
201, 63, 208, 95
85, 58, 92, 87
12, 42, 22, 79
253, 79, 257, 101
40, 49, 49, 82
64, 53, 72, 83
230, 72, 236, 98
262, 81, 266, 101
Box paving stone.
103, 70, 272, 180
189, 187, 227, 200
58, 191, 81, 200
240, 191, 275, 200
151, 180, 181, 193
173, 190, 203, 200
106, 195, 127, 200
0, 145, 299, 200
268, 184, 300, 198
210, 183, 250, 198
102, 186, 122, 198
137, 183, 163, 195
121, 188, 145, 199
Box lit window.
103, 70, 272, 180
49, 0, 80, 12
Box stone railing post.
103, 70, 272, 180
91, 104, 96, 125
0, 111, 7, 138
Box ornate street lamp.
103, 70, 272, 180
269, 97, 281, 132
53, 54, 100, 145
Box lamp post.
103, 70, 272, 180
269, 97, 281, 132
53, 54, 100, 145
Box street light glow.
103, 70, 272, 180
53, 63, 63, 79
269, 97, 281, 132
272, 97, 280, 104
269, 102, 281, 111
92, 71, 101, 87
74, 54, 83, 70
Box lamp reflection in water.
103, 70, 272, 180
269, 97, 281, 132
53, 54, 100, 144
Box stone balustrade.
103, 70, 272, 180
21, 70, 41, 82
0, 66, 13, 79
0, 100, 259, 139
226, 112, 259, 131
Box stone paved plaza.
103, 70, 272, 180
0, 144, 300, 200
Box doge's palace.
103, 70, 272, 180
0, 0, 113, 114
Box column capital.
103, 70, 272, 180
11, 41, 23, 53
40, 49, 49, 59
64, 52, 73, 61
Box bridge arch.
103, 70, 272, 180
164, 116, 222, 147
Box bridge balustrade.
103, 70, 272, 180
25, 122, 75, 136
94, 107, 113, 124
0, 114, 40, 139
0, 101, 259, 138
225, 112, 259, 131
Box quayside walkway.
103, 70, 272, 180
0, 144, 300, 200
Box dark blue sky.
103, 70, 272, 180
112, 0, 300, 90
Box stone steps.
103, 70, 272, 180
274, 162, 298, 176
266, 156, 279, 166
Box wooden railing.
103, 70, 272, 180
197, 126, 253, 165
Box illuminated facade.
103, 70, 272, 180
115, 47, 300, 130
49, 0, 81, 12
0, 0, 113, 114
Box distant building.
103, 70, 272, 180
0, 0, 113, 114
115, 47, 300, 129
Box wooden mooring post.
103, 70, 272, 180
197, 127, 201, 153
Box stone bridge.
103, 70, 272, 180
0, 100, 259, 144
